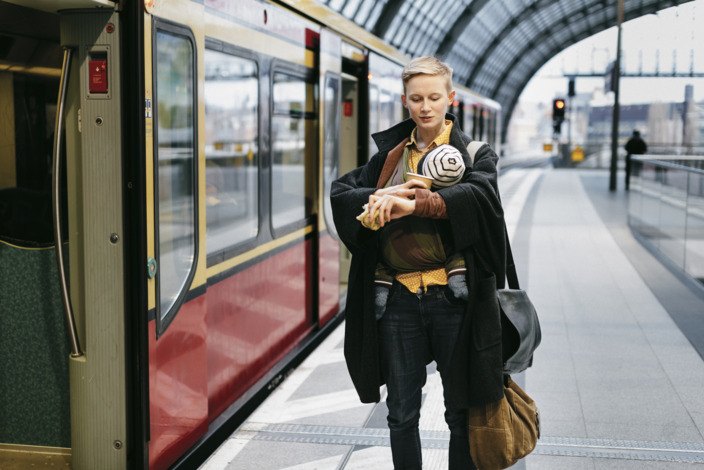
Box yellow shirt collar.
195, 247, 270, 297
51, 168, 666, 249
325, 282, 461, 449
408, 120, 453, 150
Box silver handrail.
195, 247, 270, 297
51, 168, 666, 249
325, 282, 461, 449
52, 47, 83, 358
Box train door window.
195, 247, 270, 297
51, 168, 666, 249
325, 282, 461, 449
271, 71, 315, 233
153, 25, 197, 332
204, 49, 259, 258
322, 73, 341, 237
368, 84, 379, 158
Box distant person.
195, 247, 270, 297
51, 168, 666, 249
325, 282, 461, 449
625, 130, 647, 190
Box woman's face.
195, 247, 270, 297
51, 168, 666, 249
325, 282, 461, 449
402, 74, 455, 139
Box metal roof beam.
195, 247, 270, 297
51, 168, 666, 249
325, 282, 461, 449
466, 0, 554, 85
435, 0, 492, 58
489, 2, 668, 100
371, 0, 406, 37
468, 0, 617, 87
497, 3, 675, 142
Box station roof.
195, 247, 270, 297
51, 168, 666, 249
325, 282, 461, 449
320, 0, 694, 141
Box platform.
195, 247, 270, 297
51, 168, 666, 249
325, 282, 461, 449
199, 168, 704, 469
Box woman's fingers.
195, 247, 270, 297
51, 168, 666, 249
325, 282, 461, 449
367, 194, 415, 227
375, 179, 424, 197
395, 188, 417, 200
367, 194, 389, 225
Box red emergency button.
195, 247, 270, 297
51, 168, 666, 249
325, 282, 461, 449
89, 60, 108, 94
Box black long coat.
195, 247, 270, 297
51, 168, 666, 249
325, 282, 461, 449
330, 114, 507, 409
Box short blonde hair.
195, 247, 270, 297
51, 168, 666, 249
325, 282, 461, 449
402, 56, 453, 93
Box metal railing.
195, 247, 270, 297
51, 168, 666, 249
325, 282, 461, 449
628, 155, 704, 285
578, 141, 704, 169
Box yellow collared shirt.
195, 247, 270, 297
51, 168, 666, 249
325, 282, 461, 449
396, 121, 453, 293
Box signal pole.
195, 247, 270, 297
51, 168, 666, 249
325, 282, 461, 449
609, 0, 624, 191
567, 77, 575, 155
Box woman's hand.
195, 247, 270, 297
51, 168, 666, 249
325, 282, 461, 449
363, 180, 425, 228
367, 193, 416, 227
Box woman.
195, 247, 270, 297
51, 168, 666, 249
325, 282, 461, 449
330, 56, 507, 469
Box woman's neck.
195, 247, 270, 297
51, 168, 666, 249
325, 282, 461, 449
416, 123, 447, 149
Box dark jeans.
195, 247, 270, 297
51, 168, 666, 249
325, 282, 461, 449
378, 283, 477, 470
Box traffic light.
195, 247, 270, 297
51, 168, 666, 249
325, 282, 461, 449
552, 98, 566, 121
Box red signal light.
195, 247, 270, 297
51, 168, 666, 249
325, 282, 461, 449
552, 98, 566, 120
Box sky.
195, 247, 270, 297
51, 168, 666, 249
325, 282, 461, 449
519, 0, 704, 106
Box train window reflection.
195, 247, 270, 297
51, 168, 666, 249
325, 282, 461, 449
271, 72, 313, 232
155, 29, 197, 328
322, 74, 340, 238
204, 50, 259, 256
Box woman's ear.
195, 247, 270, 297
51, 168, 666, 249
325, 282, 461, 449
401, 94, 407, 108
448, 90, 456, 105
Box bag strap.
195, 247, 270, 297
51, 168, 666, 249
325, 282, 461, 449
466, 140, 485, 165
505, 225, 520, 290
466, 140, 520, 290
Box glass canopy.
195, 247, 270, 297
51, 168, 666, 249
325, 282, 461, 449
318, 0, 695, 141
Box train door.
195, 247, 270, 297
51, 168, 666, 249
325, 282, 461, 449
338, 43, 367, 289
146, 12, 209, 469
318, 28, 342, 325
339, 74, 359, 282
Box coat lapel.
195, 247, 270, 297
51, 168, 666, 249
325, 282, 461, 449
376, 137, 409, 188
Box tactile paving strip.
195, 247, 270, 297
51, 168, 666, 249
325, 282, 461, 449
535, 436, 704, 463
238, 423, 704, 463
241, 422, 448, 449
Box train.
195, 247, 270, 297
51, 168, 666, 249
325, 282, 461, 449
0, 0, 501, 468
